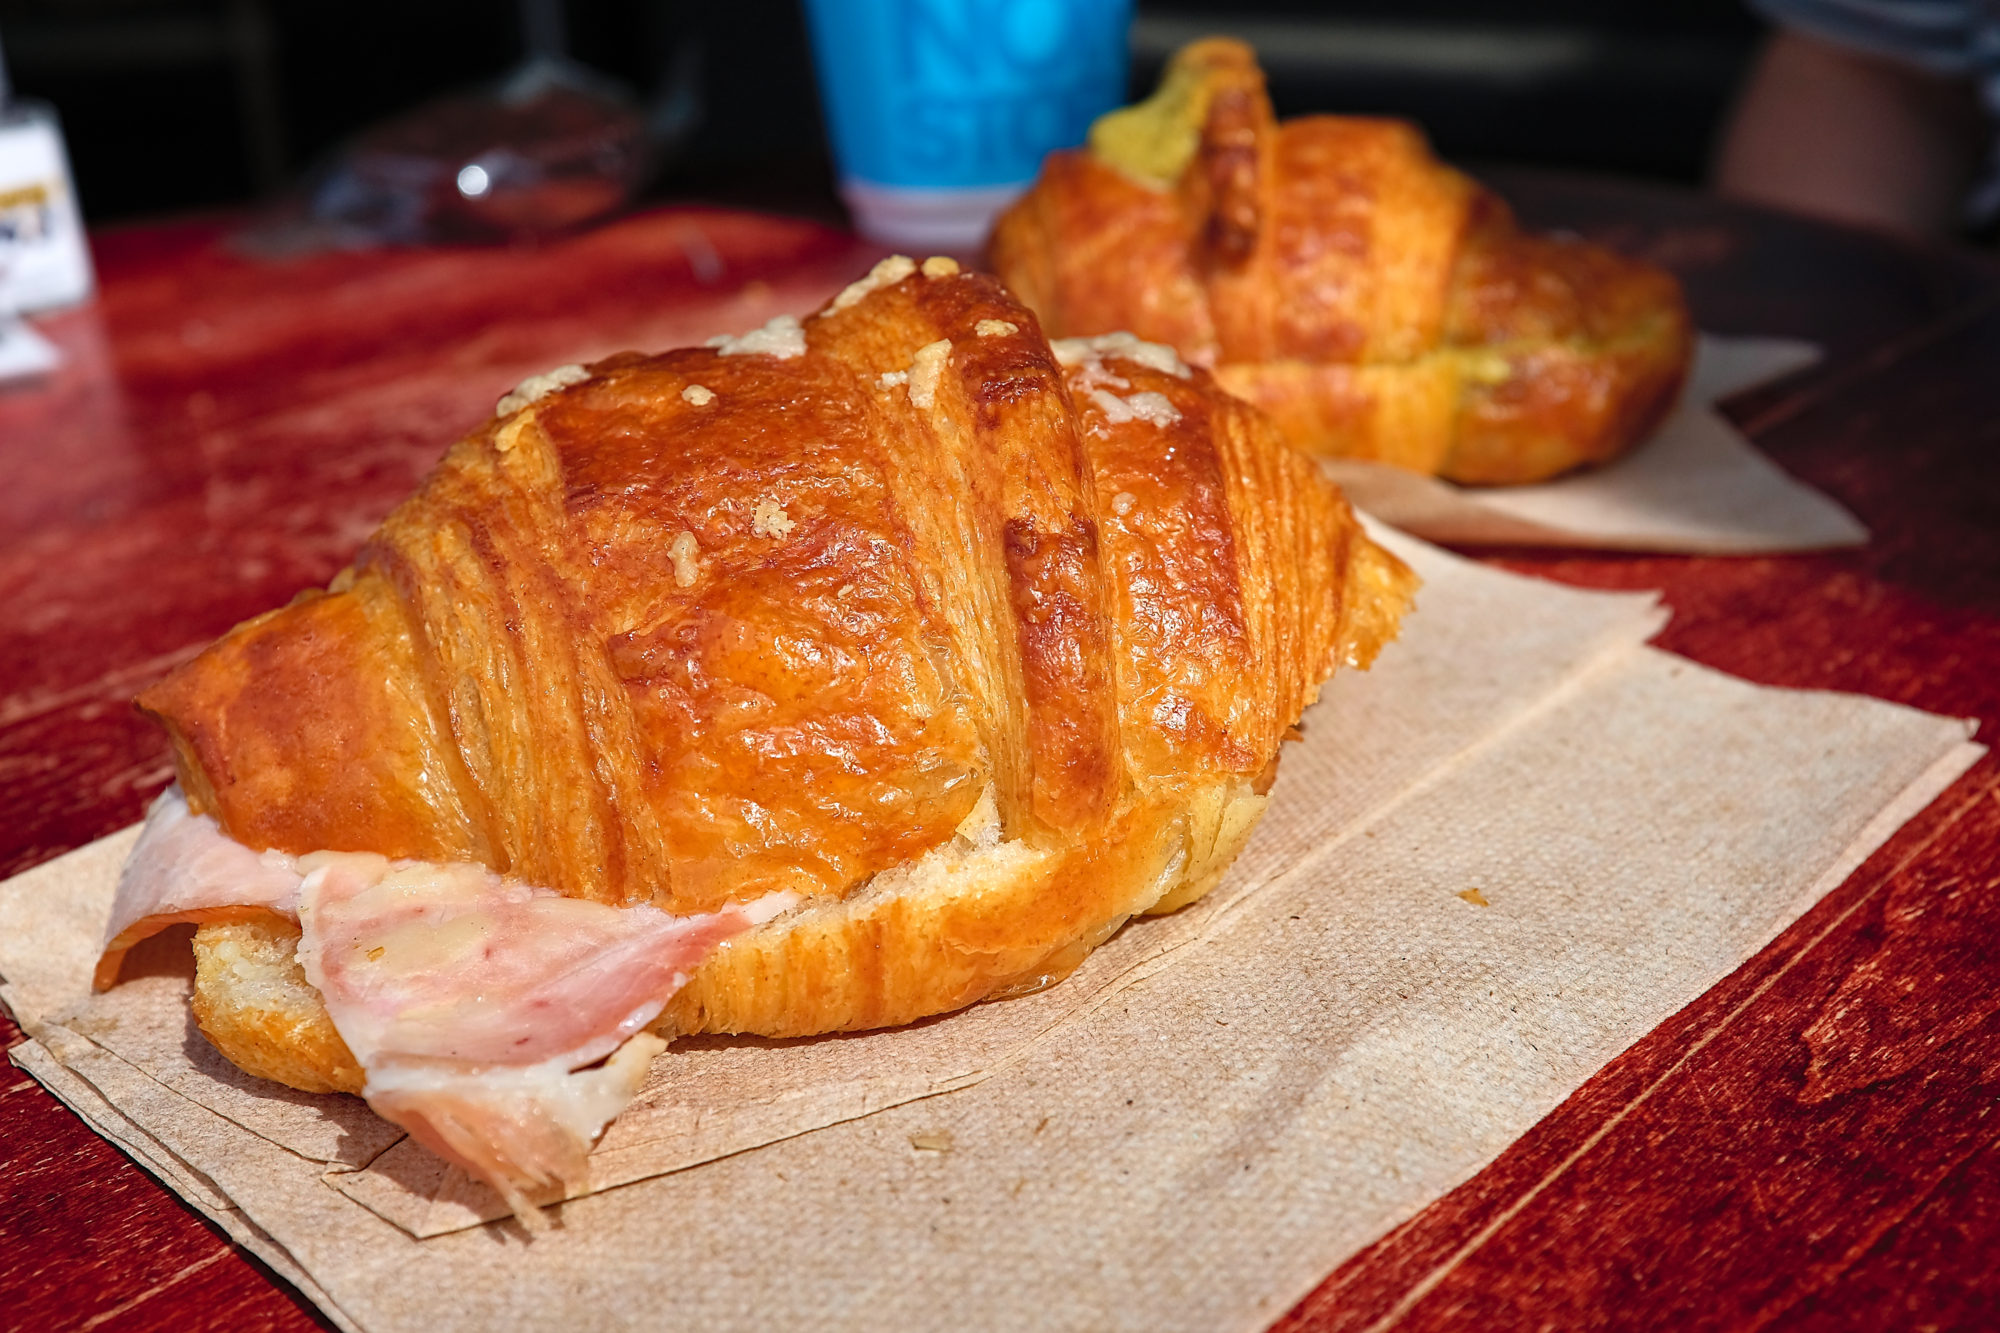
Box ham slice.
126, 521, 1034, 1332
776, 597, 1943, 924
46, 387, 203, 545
293, 851, 790, 1223
99, 786, 792, 1225
95, 787, 304, 991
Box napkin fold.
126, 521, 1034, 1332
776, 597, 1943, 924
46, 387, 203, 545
2, 530, 1978, 1333
1324, 336, 1866, 553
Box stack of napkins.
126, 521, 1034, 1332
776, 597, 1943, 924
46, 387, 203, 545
1326, 335, 1863, 553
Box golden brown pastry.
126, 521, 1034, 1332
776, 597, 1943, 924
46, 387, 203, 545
127, 257, 1413, 1104
988, 38, 1695, 485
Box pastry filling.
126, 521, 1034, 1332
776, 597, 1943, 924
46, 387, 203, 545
98, 788, 791, 1223
95, 786, 304, 990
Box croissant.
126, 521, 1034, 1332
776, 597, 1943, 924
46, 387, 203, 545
988, 38, 1695, 485
103, 258, 1412, 1205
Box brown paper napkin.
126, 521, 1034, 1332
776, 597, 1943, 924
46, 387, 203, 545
1324, 336, 1866, 553
3, 531, 1978, 1332
0, 529, 1669, 1234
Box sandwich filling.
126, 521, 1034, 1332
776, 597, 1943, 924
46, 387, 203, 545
99, 787, 792, 1223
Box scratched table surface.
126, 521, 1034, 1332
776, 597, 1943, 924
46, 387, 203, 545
3, 173, 1998, 1331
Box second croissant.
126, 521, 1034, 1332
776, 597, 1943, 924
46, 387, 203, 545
990, 38, 1695, 485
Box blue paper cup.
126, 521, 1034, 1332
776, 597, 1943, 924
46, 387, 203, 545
803, 0, 1133, 249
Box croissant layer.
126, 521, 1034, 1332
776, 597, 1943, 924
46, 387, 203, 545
142, 263, 1412, 1085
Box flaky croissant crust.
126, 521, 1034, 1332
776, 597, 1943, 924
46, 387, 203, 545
988, 38, 1694, 485
140, 262, 1412, 1088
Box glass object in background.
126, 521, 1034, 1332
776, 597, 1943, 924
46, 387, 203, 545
804, 0, 1132, 250
304, 0, 665, 245
306, 66, 652, 244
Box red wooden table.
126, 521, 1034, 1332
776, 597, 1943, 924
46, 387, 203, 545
3, 178, 1998, 1331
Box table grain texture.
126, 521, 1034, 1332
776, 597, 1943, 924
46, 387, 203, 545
2, 174, 1998, 1332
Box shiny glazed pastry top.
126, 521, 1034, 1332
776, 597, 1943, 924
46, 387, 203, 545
107, 255, 1413, 1214
988, 38, 1696, 485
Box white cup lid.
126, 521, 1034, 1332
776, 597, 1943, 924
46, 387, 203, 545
839, 180, 1033, 252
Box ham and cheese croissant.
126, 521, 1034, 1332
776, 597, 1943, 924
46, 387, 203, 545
988, 38, 1695, 485
99, 257, 1413, 1219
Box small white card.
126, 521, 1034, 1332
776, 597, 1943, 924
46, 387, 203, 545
0, 103, 96, 314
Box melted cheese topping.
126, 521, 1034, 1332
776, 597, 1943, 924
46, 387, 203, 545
907, 338, 952, 410
496, 363, 590, 416
100, 786, 792, 1226
707, 314, 806, 359
1086, 43, 1220, 189
823, 255, 916, 313
670, 530, 701, 587
752, 499, 796, 539
1052, 331, 1192, 379
1087, 388, 1182, 429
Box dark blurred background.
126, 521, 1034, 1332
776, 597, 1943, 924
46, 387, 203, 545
0, 0, 1766, 226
